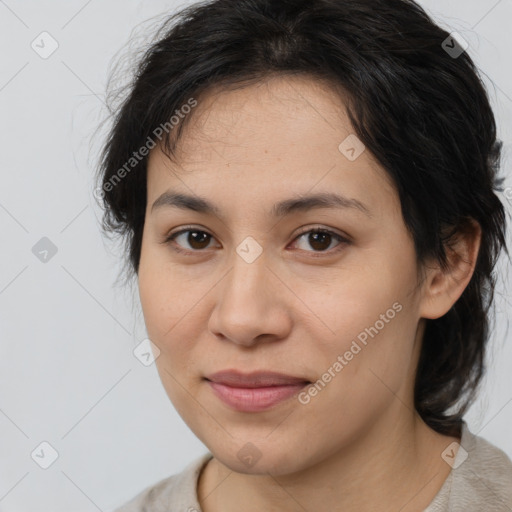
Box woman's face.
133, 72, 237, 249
138, 75, 431, 475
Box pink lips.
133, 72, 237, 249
205, 370, 310, 412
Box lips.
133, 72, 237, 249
205, 370, 310, 388
204, 370, 311, 412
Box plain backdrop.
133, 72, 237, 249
0, 0, 511, 510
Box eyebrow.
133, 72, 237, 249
151, 191, 372, 218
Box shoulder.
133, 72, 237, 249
455, 425, 512, 509
426, 421, 512, 511
113, 453, 213, 512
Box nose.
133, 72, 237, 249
207, 251, 292, 347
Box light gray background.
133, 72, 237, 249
0, 1, 511, 510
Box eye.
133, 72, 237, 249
162, 226, 216, 253
291, 227, 349, 255
161, 226, 350, 255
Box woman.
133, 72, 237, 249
96, 0, 512, 510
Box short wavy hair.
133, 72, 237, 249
95, 0, 509, 437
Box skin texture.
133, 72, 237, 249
138, 75, 481, 512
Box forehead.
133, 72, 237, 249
146, 75, 396, 217
167, 74, 356, 162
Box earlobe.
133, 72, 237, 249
419, 219, 482, 320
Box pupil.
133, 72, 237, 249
189, 231, 210, 249
310, 232, 330, 251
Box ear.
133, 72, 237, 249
419, 219, 482, 320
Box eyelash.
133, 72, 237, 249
161, 225, 350, 257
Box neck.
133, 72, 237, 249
198, 407, 460, 512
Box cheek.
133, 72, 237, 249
138, 245, 198, 340
301, 259, 420, 396
333, 303, 418, 412
293, 258, 413, 343
138, 264, 169, 339
137, 247, 212, 386
138, 260, 199, 403
299, 305, 418, 439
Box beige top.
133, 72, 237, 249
113, 421, 512, 511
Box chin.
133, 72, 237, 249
207, 438, 312, 476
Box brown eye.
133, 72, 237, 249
292, 228, 349, 254
164, 228, 215, 252
162, 226, 349, 256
